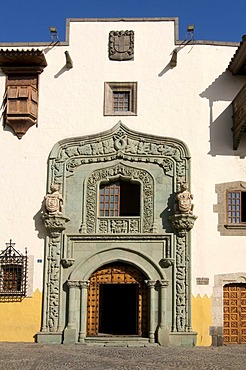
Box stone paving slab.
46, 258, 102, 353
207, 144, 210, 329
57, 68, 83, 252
0, 343, 245, 370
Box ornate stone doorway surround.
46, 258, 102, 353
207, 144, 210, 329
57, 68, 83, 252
37, 122, 197, 346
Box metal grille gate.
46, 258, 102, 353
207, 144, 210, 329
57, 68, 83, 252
87, 262, 148, 336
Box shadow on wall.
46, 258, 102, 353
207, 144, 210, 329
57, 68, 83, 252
200, 70, 245, 156
33, 199, 47, 240
160, 193, 176, 233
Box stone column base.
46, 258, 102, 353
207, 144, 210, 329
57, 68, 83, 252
36, 332, 63, 344
63, 328, 77, 344
169, 332, 197, 347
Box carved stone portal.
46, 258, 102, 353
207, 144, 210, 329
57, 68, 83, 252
37, 122, 196, 346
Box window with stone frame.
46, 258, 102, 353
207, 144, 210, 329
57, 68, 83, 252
104, 82, 137, 116
227, 191, 246, 224
214, 181, 246, 236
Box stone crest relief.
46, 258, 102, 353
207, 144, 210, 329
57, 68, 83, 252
109, 30, 134, 61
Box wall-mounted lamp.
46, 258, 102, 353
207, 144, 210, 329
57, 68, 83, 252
65, 51, 73, 69
185, 24, 195, 41
49, 27, 60, 43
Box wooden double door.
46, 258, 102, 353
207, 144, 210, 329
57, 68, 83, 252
87, 262, 148, 337
223, 284, 246, 344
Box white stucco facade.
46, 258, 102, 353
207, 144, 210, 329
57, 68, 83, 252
0, 18, 245, 345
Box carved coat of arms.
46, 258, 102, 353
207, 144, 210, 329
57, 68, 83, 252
108, 30, 134, 61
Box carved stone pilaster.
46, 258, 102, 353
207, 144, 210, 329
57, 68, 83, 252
42, 214, 69, 334
175, 235, 187, 332
42, 214, 70, 239
47, 239, 61, 332
169, 214, 197, 237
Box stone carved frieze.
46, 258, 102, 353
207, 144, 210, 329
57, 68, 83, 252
108, 30, 134, 61
98, 218, 140, 234
85, 164, 154, 234
50, 122, 188, 184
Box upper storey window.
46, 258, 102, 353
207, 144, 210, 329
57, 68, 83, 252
104, 82, 137, 116
0, 49, 47, 139
227, 191, 246, 223
214, 181, 246, 236
99, 180, 140, 217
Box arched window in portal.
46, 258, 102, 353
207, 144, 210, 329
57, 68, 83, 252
99, 180, 140, 217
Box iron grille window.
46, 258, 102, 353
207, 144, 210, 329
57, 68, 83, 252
99, 180, 140, 217
113, 91, 130, 112
227, 191, 246, 223
0, 240, 27, 297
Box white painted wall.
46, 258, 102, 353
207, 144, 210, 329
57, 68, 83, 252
0, 19, 245, 293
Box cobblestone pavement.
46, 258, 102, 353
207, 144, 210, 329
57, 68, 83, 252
0, 343, 246, 370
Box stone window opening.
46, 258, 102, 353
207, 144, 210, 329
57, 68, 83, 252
104, 82, 137, 116
99, 180, 140, 217
214, 181, 246, 235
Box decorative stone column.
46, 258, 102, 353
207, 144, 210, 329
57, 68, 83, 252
67, 281, 80, 329
157, 280, 169, 346
79, 280, 90, 343
63, 280, 80, 344
145, 280, 156, 343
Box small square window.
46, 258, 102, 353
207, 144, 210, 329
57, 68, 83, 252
104, 82, 137, 116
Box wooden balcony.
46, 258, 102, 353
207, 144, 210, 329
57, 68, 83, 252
232, 84, 246, 150
4, 84, 38, 139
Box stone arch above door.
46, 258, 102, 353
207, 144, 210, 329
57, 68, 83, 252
69, 247, 165, 282
87, 261, 148, 337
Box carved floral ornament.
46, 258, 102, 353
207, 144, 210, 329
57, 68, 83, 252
50, 122, 190, 187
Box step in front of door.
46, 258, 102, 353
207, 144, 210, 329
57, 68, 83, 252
82, 336, 156, 347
